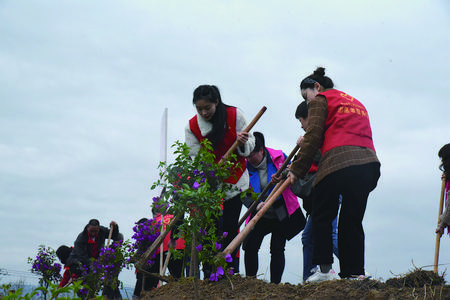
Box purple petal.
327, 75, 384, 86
193, 182, 200, 189
225, 254, 232, 263
209, 272, 218, 281
217, 266, 224, 276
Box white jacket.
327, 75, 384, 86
185, 108, 255, 199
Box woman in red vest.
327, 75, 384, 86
185, 84, 255, 278
435, 143, 450, 235
289, 67, 380, 282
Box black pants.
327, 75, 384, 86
311, 162, 380, 278
203, 194, 242, 279
103, 285, 122, 300
243, 217, 286, 284
133, 252, 183, 297
222, 194, 243, 264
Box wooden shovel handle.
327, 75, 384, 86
106, 224, 113, 248
238, 144, 300, 227
137, 214, 182, 270
434, 176, 447, 273
222, 177, 291, 256
158, 251, 171, 287
219, 106, 267, 163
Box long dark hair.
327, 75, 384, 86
192, 85, 231, 148
439, 143, 450, 181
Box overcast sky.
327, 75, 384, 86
1, 0, 450, 288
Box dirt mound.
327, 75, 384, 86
386, 269, 444, 288
141, 270, 450, 300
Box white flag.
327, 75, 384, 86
160, 107, 168, 163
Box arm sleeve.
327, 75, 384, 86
100, 224, 119, 241
290, 96, 327, 179
185, 123, 201, 157
71, 235, 90, 266
59, 269, 72, 287
235, 108, 255, 157
439, 190, 450, 227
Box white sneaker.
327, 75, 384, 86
303, 266, 320, 283
305, 268, 338, 283
346, 270, 373, 280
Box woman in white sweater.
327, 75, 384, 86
185, 84, 255, 276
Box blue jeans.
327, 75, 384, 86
302, 202, 340, 281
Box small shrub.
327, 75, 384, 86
27, 245, 61, 299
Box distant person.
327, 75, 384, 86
185, 84, 255, 278
243, 132, 305, 284
56, 245, 74, 288
435, 143, 450, 235
67, 219, 123, 299
289, 67, 380, 282
293, 101, 339, 282
133, 212, 185, 298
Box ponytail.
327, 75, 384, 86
300, 67, 334, 90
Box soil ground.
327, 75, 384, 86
140, 269, 450, 300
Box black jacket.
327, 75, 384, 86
67, 224, 120, 271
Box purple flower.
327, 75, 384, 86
210, 170, 215, 177
225, 254, 232, 263
210, 272, 218, 281
193, 182, 200, 190
193, 169, 200, 175
228, 268, 234, 275
215, 242, 221, 250
200, 177, 206, 183
222, 232, 228, 238
216, 266, 224, 276
200, 229, 207, 236
196, 244, 203, 252
152, 196, 160, 202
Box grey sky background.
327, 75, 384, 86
1, 0, 450, 287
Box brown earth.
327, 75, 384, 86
140, 269, 450, 300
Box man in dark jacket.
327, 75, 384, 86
67, 218, 122, 299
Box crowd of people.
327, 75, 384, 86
184, 68, 380, 283
54, 67, 450, 298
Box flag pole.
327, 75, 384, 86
159, 108, 168, 284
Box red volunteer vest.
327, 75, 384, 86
154, 213, 185, 253
318, 89, 375, 154
189, 106, 246, 184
